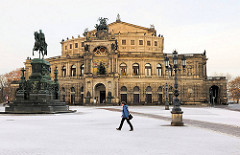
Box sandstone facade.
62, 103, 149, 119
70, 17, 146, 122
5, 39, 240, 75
24, 19, 228, 105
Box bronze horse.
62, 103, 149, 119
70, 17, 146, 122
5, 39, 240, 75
32, 30, 48, 59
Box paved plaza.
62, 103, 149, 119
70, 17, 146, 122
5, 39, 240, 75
0, 105, 240, 155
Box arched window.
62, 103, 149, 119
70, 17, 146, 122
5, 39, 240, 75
62, 66, 66, 77
157, 86, 162, 92
156, 64, 162, 77
80, 64, 84, 76
146, 86, 152, 92
71, 65, 76, 77
145, 63, 152, 76
93, 46, 107, 56
121, 86, 127, 92
133, 86, 140, 92
133, 63, 139, 75
120, 63, 127, 76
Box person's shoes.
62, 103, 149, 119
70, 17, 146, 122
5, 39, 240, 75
129, 129, 134, 131
116, 128, 121, 131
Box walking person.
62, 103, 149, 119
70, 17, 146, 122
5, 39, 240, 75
116, 101, 133, 131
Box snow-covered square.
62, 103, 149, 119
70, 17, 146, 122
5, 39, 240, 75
0, 105, 240, 155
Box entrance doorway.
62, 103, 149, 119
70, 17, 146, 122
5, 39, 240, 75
80, 87, 84, 105
100, 91, 106, 103
209, 85, 219, 105
133, 86, 140, 104
95, 83, 106, 104
146, 86, 152, 104
158, 94, 163, 104
70, 87, 75, 105
120, 86, 128, 104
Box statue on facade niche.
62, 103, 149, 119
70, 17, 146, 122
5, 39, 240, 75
111, 40, 118, 51
84, 44, 89, 52
97, 62, 106, 75
33, 30, 48, 59
115, 40, 118, 50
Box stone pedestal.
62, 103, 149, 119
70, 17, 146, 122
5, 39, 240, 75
5, 58, 74, 114
171, 111, 184, 126
165, 105, 169, 110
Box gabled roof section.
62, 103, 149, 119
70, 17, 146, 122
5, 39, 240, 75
89, 21, 156, 35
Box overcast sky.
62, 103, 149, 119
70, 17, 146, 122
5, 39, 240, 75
0, 0, 239, 78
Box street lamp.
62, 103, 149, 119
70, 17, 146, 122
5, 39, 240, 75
182, 55, 186, 69
145, 89, 147, 105
164, 57, 170, 110
171, 50, 185, 126
164, 83, 169, 110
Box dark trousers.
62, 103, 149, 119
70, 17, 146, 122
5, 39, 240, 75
118, 118, 133, 130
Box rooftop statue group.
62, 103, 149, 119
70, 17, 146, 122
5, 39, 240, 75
95, 17, 109, 32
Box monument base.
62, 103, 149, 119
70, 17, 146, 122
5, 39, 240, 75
165, 105, 169, 110
5, 100, 75, 114
171, 111, 184, 126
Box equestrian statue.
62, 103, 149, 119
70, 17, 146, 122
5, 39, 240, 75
32, 30, 48, 59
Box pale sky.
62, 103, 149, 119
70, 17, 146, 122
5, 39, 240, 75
0, 0, 239, 78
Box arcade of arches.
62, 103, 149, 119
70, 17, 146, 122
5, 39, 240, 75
24, 18, 228, 105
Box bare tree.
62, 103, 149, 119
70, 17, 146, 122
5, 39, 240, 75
228, 76, 240, 103
0, 74, 7, 90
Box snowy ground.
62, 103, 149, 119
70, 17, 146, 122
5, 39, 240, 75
110, 106, 240, 127
0, 105, 240, 155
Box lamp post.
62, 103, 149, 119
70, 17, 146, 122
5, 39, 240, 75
171, 50, 185, 126
164, 57, 170, 110
164, 83, 169, 110
145, 89, 147, 105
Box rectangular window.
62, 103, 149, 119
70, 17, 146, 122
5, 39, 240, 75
154, 41, 157, 46
81, 42, 84, 47
139, 40, 143, 45
75, 43, 78, 48
147, 41, 151, 46
70, 44, 72, 49
131, 40, 135, 45
122, 40, 126, 45
65, 46, 67, 50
